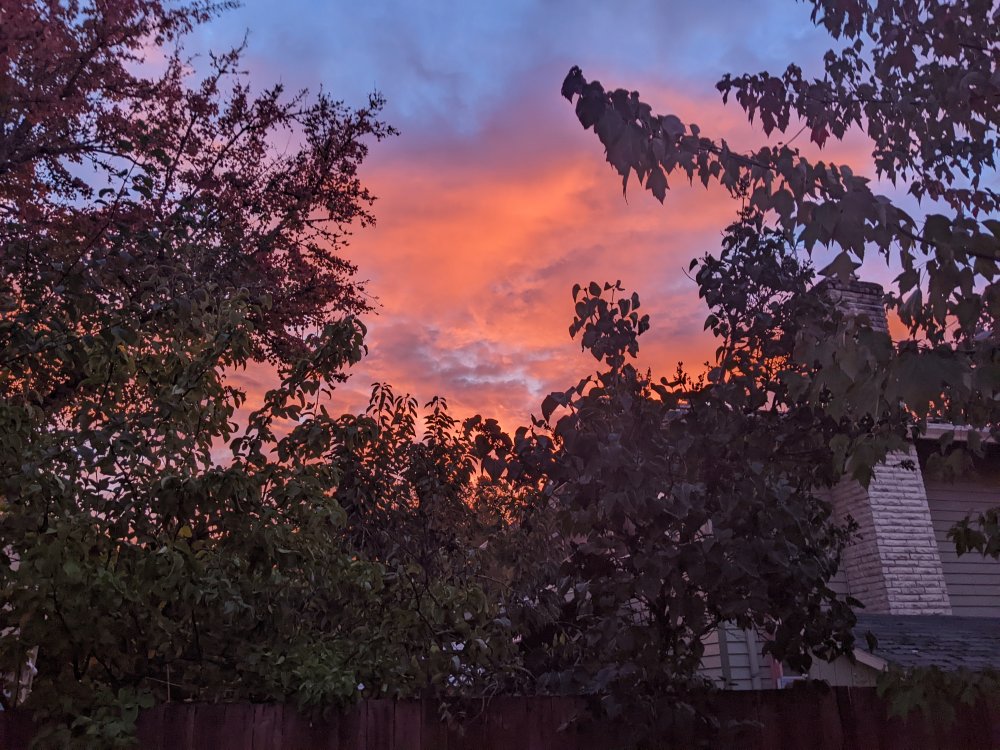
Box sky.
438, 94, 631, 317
192, 1, 896, 428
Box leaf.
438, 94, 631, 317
661, 114, 685, 139
596, 109, 626, 148
818, 251, 859, 281
576, 92, 606, 130
541, 393, 559, 422
771, 188, 795, 219
647, 166, 668, 202
561, 66, 584, 100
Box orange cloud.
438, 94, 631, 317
232, 70, 890, 433
334, 87, 754, 427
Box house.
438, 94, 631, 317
700, 279, 1000, 690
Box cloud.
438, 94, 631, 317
325, 70, 757, 427
192, 2, 896, 430
196, 0, 833, 132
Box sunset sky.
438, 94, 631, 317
193, 1, 900, 427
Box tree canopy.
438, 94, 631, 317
4, 0, 997, 748
561, 0, 999, 519
487, 265, 860, 744
0, 2, 512, 746
1, 0, 390, 364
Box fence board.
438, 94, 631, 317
280, 705, 338, 750
365, 699, 393, 750
482, 695, 524, 750
419, 697, 448, 750
189, 704, 228, 750
446, 703, 486, 750
251, 703, 281, 750
223, 704, 257, 750
524, 693, 545, 750
832, 688, 868, 750
338, 702, 367, 750
392, 700, 421, 750
5, 687, 1000, 749
158, 703, 195, 750
0, 709, 33, 750
136, 703, 166, 750
716, 691, 762, 750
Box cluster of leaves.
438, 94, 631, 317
560, 0, 1000, 734
562, 0, 1000, 455
0, 2, 514, 747
876, 665, 1000, 729
475, 238, 867, 746
563, 0, 1000, 569
1, 0, 392, 363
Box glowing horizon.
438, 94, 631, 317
202, 1, 898, 430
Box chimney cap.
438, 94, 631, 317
814, 277, 885, 298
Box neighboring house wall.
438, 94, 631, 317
701, 628, 723, 681
922, 447, 1000, 617
700, 624, 776, 690
698, 278, 1000, 688
807, 654, 878, 687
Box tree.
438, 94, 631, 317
561, 0, 999, 544
1, 0, 391, 365
557, 1, 1000, 735
0, 3, 513, 746
461, 233, 861, 745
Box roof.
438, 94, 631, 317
854, 613, 1000, 672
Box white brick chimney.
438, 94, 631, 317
820, 278, 952, 615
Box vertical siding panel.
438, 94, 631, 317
698, 628, 725, 686
926, 480, 1000, 617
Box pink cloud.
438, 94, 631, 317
230, 66, 888, 432
334, 84, 752, 426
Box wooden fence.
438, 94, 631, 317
2, 687, 1000, 749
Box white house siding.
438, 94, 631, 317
699, 627, 724, 684
807, 654, 878, 687
925, 476, 1000, 617
699, 625, 776, 690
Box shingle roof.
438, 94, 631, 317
855, 613, 1000, 671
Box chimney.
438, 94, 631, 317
815, 277, 889, 333
819, 278, 952, 615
